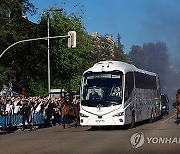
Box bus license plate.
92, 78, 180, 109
95, 119, 105, 122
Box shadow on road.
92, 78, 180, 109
0, 124, 55, 135
0, 126, 17, 135
85, 114, 173, 131
86, 120, 151, 131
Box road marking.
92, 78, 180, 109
162, 113, 176, 123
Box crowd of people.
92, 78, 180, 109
0, 93, 80, 130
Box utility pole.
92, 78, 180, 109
47, 9, 63, 96
47, 11, 50, 96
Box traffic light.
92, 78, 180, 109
68, 31, 76, 48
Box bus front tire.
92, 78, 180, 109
150, 110, 154, 123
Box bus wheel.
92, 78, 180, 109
129, 112, 135, 129
150, 110, 154, 123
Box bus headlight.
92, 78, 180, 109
80, 113, 89, 118
113, 112, 124, 117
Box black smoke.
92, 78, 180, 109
137, 0, 180, 71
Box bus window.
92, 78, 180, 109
81, 71, 123, 107
135, 72, 157, 89
125, 72, 134, 100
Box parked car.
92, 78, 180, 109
161, 94, 169, 115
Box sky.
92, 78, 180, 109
28, 0, 180, 68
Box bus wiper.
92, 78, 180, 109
104, 101, 119, 105
111, 102, 119, 105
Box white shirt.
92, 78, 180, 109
35, 102, 42, 113
14, 105, 20, 114
112, 92, 120, 96
5, 104, 13, 114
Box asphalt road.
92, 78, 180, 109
0, 113, 180, 154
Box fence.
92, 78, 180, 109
0, 113, 45, 130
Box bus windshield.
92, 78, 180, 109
81, 71, 123, 107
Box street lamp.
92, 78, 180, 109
47, 8, 63, 96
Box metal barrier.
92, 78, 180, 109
0, 116, 5, 128
32, 112, 45, 126
0, 113, 45, 130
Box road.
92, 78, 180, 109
0, 113, 179, 154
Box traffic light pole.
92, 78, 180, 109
0, 35, 69, 59
0, 35, 69, 96
0, 32, 76, 96
47, 12, 50, 96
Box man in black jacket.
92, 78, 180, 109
89, 87, 100, 100
20, 100, 32, 131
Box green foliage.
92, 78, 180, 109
91, 33, 127, 62
0, 1, 129, 96
26, 77, 47, 96
0, 0, 36, 16
0, 6, 94, 95
34, 10, 94, 92
0, 1, 94, 95
114, 33, 127, 61
0, 0, 37, 93
0, 66, 16, 85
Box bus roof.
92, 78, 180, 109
83, 61, 157, 76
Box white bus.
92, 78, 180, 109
80, 61, 161, 128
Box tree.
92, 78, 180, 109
0, 1, 94, 95
0, 0, 36, 92
142, 42, 170, 72
91, 33, 117, 62
20, 9, 94, 95
114, 33, 126, 61
129, 42, 172, 94
128, 45, 144, 68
